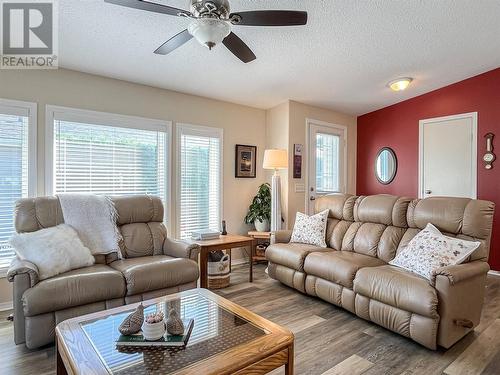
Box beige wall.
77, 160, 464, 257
264, 100, 357, 228
265, 102, 290, 227
0, 68, 267, 304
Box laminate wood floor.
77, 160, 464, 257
1, 264, 499, 375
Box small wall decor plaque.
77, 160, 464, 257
293, 144, 303, 179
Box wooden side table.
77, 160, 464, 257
248, 231, 271, 282
190, 234, 255, 288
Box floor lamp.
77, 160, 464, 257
263, 149, 288, 232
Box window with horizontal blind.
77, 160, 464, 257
177, 124, 222, 240
0, 99, 36, 273
46, 106, 170, 223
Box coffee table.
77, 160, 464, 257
190, 234, 256, 288
55, 288, 294, 375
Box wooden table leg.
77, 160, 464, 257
285, 342, 294, 375
200, 246, 208, 289
56, 343, 68, 375
249, 239, 255, 283
228, 248, 232, 272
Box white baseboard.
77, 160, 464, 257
0, 301, 13, 312
488, 270, 500, 277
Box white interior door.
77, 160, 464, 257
307, 121, 346, 214
419, 112, 477, 199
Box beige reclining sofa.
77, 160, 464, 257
7, 195, 200, 349
266, 194, 494, 349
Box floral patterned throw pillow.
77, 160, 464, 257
290, 209, 329, 248
389, 223, 480, 280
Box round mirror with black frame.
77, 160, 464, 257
375, 147, 397, 185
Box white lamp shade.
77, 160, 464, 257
263, 149, 288, 170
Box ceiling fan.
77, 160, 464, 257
104, 0, 308, 63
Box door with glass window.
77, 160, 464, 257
307, 122, 346, 214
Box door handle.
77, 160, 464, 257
310, 196, 316, 201
425, 190, 432, 195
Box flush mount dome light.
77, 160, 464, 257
387, 77, 413, 91
188, 18, 231, 50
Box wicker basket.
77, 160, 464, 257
208, 254, 230, 289
208, 275, 230, 289
255, 244, 267, 257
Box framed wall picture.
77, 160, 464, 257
235, 144, 257, 178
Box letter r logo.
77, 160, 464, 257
2, 2, 53, 55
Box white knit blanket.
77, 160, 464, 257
57, 193, 122, 257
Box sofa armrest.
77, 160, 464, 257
271, 230, 292, 244
163, 238, 200, 263
432, 261, 490, 348
430, 261, 490, 286
7, 259, 38, 345
7, 258, 39, 287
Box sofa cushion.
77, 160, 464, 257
304, 251, 386, 288
266, 242, 328, 271
120, 222, 167, 258
110, 256, 199, 295
22, 265, 125, 316
353, 265, 438, 318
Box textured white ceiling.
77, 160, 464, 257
60, 0, 500, 115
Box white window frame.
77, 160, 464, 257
0, 98, 37, 276
175, 123, 224, 238
45, 105, 172, 229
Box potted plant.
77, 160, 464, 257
142, 312, 166, 341
244, 183, 271, 232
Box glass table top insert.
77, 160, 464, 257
80, 292, 268, 374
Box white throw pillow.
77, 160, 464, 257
9, 224, 95, 280
389, 223, 480, 280
290, 209, 329, 248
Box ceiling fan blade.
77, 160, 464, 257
154, 29, 193, 55
223, 32, 256, 63
229, 10, 307, 26
104, 0, 192, 17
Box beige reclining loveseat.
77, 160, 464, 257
266, 194, 494, 349
7, 195, 200, 349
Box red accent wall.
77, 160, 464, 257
357, 68, 500, 270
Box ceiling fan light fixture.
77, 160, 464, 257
188, 18, 231, 50
387, 77, 413, 91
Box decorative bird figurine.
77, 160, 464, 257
119, 304, 144, 335
166, 308, 184, 335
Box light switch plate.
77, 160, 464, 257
295, 183, 305, 193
